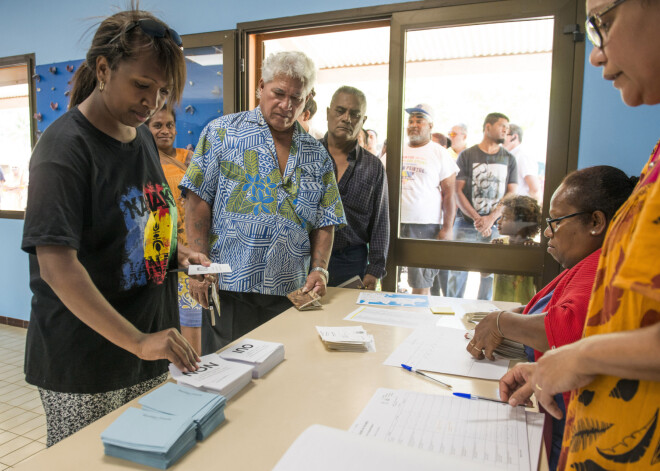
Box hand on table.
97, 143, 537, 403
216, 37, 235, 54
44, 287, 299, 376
135, 328, 200, 373
467, 311, 504, 360
302, 271, 327, 297
363, 274, 378, 290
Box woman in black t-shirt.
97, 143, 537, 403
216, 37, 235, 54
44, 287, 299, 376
22, 8, 207, 446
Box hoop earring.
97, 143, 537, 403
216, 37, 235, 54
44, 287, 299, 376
99, 81, 105, 92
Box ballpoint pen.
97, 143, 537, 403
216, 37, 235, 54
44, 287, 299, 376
401, 364, 452, 390
453, 392, 515, 405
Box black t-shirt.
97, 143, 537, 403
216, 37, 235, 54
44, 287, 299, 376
456, 145, 518, 223
22, 107, 179, 394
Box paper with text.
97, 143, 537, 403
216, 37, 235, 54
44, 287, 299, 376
349, 388, 531, 471
344, 306, 437, 329
383, 326, 510, 380
357, 292, 430, 307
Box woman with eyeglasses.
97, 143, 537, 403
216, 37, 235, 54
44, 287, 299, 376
468, 166, 635, 469
500, 1, 660, 469
21, 8, 206, 446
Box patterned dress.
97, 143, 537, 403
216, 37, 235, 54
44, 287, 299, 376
559, 141, 660, 470
179, 106, 345, 296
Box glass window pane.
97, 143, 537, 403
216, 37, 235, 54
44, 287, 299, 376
0, 65, 31, 211
399, 19, 554, 248
397, 265, 537, 304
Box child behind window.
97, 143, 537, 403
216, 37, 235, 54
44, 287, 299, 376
492, 195, 542, 303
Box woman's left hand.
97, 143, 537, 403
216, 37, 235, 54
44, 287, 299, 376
500, 341, 597, 418
467, 311, 504, 360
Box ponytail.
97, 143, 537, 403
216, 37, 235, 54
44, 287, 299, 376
68, 62, 97, 109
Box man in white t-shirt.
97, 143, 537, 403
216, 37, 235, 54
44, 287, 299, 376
400, 104, 459, 295
504, 124, 541, 202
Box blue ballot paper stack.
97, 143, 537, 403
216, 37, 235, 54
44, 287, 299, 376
101, 383, 227, 468
101, 407, 197, 469
139, 382, 227, 441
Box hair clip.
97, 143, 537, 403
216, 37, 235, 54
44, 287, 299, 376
49, 66, 58, 74
50, 102, 59, 111
66, 64, 75, 73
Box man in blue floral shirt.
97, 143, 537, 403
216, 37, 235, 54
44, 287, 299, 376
181, 52, 345, 351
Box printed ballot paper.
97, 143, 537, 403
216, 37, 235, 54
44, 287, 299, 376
169, 353, 253, 400
384, 326, 510, 380
187, 263, 231, 275
218, 338, 285, 378
349, 388, 532, 471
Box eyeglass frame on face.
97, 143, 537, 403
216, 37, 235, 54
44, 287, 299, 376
585, 0, 629, 48
545, 211, 590, 236
109, 18, 183, 47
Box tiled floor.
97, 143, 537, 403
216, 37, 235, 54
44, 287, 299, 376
0, 324, 46, 470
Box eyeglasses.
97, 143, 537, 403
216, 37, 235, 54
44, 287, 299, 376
449, 131, 463, 138
545, 211, 589, 236
110, 19, 183, 47
585, 0, 628, 48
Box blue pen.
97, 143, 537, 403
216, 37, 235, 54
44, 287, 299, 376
401, 364, 452, 390
453, 392, 508, 404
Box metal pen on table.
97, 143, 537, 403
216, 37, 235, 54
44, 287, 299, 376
401, 364, 452, 390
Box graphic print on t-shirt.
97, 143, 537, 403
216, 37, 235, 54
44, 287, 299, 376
119, 183, 176, 290
401, 156, 428, 187
471, 162, 507, 215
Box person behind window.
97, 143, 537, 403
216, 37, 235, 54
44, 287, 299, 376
447, 112, 518, 300
21, 7, 206, 447
147, 106, 202, 354
491, 194, 541, 304
504, 124, 542, 203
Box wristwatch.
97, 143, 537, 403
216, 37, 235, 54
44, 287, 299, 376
310, 266, 329, 283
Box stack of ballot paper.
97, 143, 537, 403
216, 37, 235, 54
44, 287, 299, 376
316, 325, 375, 352
169, 353, 253, 400
139, 382, 226, 441
101, 407, 197, 469
465, 325, 527, 360
218, 338, 285, 378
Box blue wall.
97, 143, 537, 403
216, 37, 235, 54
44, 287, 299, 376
577, 43, 660, 175
1, 1, 659, 320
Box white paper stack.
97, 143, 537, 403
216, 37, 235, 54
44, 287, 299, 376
219, 339, 285, 378
169, 353, 253, 400
316, 325, 375, 352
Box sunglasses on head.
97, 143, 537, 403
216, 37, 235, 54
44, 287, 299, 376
110, 19, 182, 47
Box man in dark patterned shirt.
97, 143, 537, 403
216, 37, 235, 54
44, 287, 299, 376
321, 86, 390, 290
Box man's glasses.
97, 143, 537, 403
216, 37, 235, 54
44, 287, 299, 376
585, 0, 628, 48
110, 19, 183, 47
449, 131, 462, 138
546, 211, 589, 236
